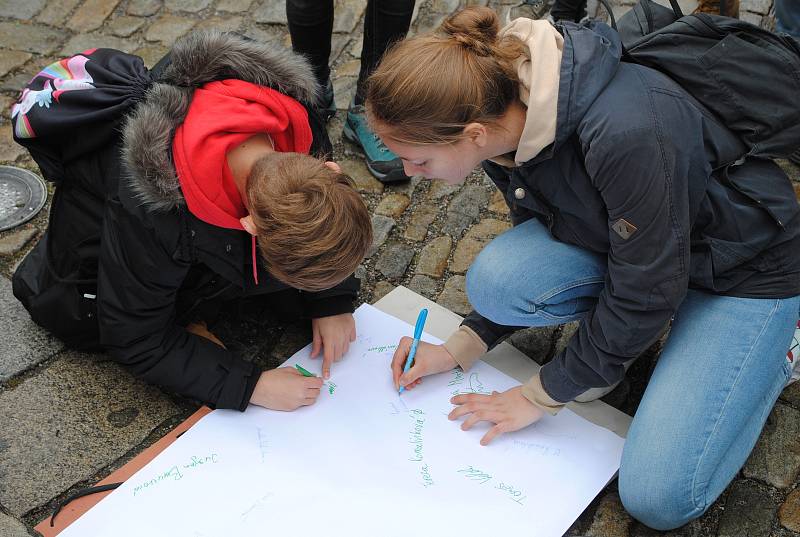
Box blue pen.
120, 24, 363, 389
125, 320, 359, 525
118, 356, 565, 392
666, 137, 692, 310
399, 308, 428, 395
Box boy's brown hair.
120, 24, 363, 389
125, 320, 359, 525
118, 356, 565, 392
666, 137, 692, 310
246, 153, 372, 292
366, 6, 524, 145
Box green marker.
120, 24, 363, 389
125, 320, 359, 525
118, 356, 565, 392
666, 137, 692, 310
295, 364, 316, 377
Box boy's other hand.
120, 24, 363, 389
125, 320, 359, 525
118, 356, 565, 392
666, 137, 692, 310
250, 368, 323, 411
391, 339, 457, 391
311, 313, 356, 379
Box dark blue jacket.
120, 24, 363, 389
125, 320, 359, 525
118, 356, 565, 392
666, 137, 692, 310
464, 21, 800, 404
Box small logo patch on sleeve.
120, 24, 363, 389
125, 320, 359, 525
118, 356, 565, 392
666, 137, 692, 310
612, 218, 637, 240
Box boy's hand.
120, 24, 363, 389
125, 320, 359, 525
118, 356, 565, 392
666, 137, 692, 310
249, 368, 323, 411
311, 313, 356, 379
391, 339, 458, 391
448, 386, 544, 445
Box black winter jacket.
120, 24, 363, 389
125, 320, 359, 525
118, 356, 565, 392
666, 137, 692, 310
11, 32, 359, 410
462, 22, 800, 404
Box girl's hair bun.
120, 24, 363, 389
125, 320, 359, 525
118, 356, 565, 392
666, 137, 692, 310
440, 6, 500, 56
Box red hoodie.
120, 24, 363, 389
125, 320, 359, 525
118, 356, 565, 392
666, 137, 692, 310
172, 79, 313, 283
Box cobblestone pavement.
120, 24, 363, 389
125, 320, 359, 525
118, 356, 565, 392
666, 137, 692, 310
0, 1, 798, 536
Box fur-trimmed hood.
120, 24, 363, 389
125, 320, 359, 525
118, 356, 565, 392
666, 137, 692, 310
121, 30, 319, 212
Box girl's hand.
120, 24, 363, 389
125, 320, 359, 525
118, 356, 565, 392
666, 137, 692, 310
449, 386, 544, 445
391, 339, 458, 391
249, 368, 323, 411
311, 313, 357, 379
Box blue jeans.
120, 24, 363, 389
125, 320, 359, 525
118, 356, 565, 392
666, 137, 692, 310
775, 0, 800, 36
466, 218, 799, 530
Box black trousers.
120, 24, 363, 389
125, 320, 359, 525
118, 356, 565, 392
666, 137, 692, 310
286, 0, 415, 104
550, 0, 588, 21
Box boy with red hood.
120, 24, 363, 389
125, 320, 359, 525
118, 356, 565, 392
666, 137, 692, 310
11, 31, 372, 412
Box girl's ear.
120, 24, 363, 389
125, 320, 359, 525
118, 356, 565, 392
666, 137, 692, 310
463, 122, 489, 148
240, 215, 257, 236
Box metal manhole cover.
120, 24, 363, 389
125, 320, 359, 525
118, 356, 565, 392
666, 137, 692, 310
0, 166, 47, 232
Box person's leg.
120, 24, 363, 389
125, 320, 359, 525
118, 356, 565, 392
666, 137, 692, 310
286, 0, 335, 118
618, 290, 799, 530
355, 0, 415, 105
344, 0, 414, 184
549, 0, 588, 22
465, 218, 606, 329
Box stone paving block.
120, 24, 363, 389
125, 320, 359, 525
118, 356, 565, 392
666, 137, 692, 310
429, 180, 460, 199
0, 512, 29, 537
0, 227, 37, 257
196, 16, 244, 33
778, 487, 800, 532
339, 158, 384, 194
508, 326, 558, 365
0, 276, 63, 383
408, 274, 438, 300
717, 480, 776, 537
451, 218, 511, 273
0, 0, 46, 20
333, 76, 357, 110
69, 0, 122, 33
0, 351, 180, 516
367, 215, 395, 257
252, 0, 287, 24
431, 0, 462, 12
740, 11, 763, 25
128, 0, 162, 16
330, 34, 351, 64
743, 402, 800, 488
0, 95, 14, 122
586, 492, 633, 537
437, 275, 471, 316
333, 0, 368, 33
371, 281, 395, 303
0, 22, 66, 55
165, 0, 212, 12
629, 518, 704, 537
108, 16, 146, 37
488, 189, 510, 214
134, 45, 169, 68
404, 203, 437, 241
444, 185, 491, 236
375, 242, 414, 280
0, 127, 26, 163
61, 33, 133, 56
335, 58, 361, 78
741, 0, 772, 14
375, 193, 410, 218
416, 235, 452, 278
780, 379, 800, 407
217, 0, 254, 12
145, 14, 197, 45
0, 50, 31, 78
411, 11, 448, 36
555, 321, 580, 356
37, 0, 82, 26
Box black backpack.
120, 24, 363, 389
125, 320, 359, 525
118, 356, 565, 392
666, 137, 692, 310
596, 0, 800, 159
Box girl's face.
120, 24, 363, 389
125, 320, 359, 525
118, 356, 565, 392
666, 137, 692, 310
380, 136, 485, 185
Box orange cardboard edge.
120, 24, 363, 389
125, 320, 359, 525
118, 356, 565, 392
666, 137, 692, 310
34, 406, 213, 537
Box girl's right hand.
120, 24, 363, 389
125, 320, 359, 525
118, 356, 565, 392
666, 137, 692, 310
391, 338, 458, 391
249, 368, 323, 411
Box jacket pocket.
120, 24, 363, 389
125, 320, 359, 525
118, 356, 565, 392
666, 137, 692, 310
721, 159, 800, 230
